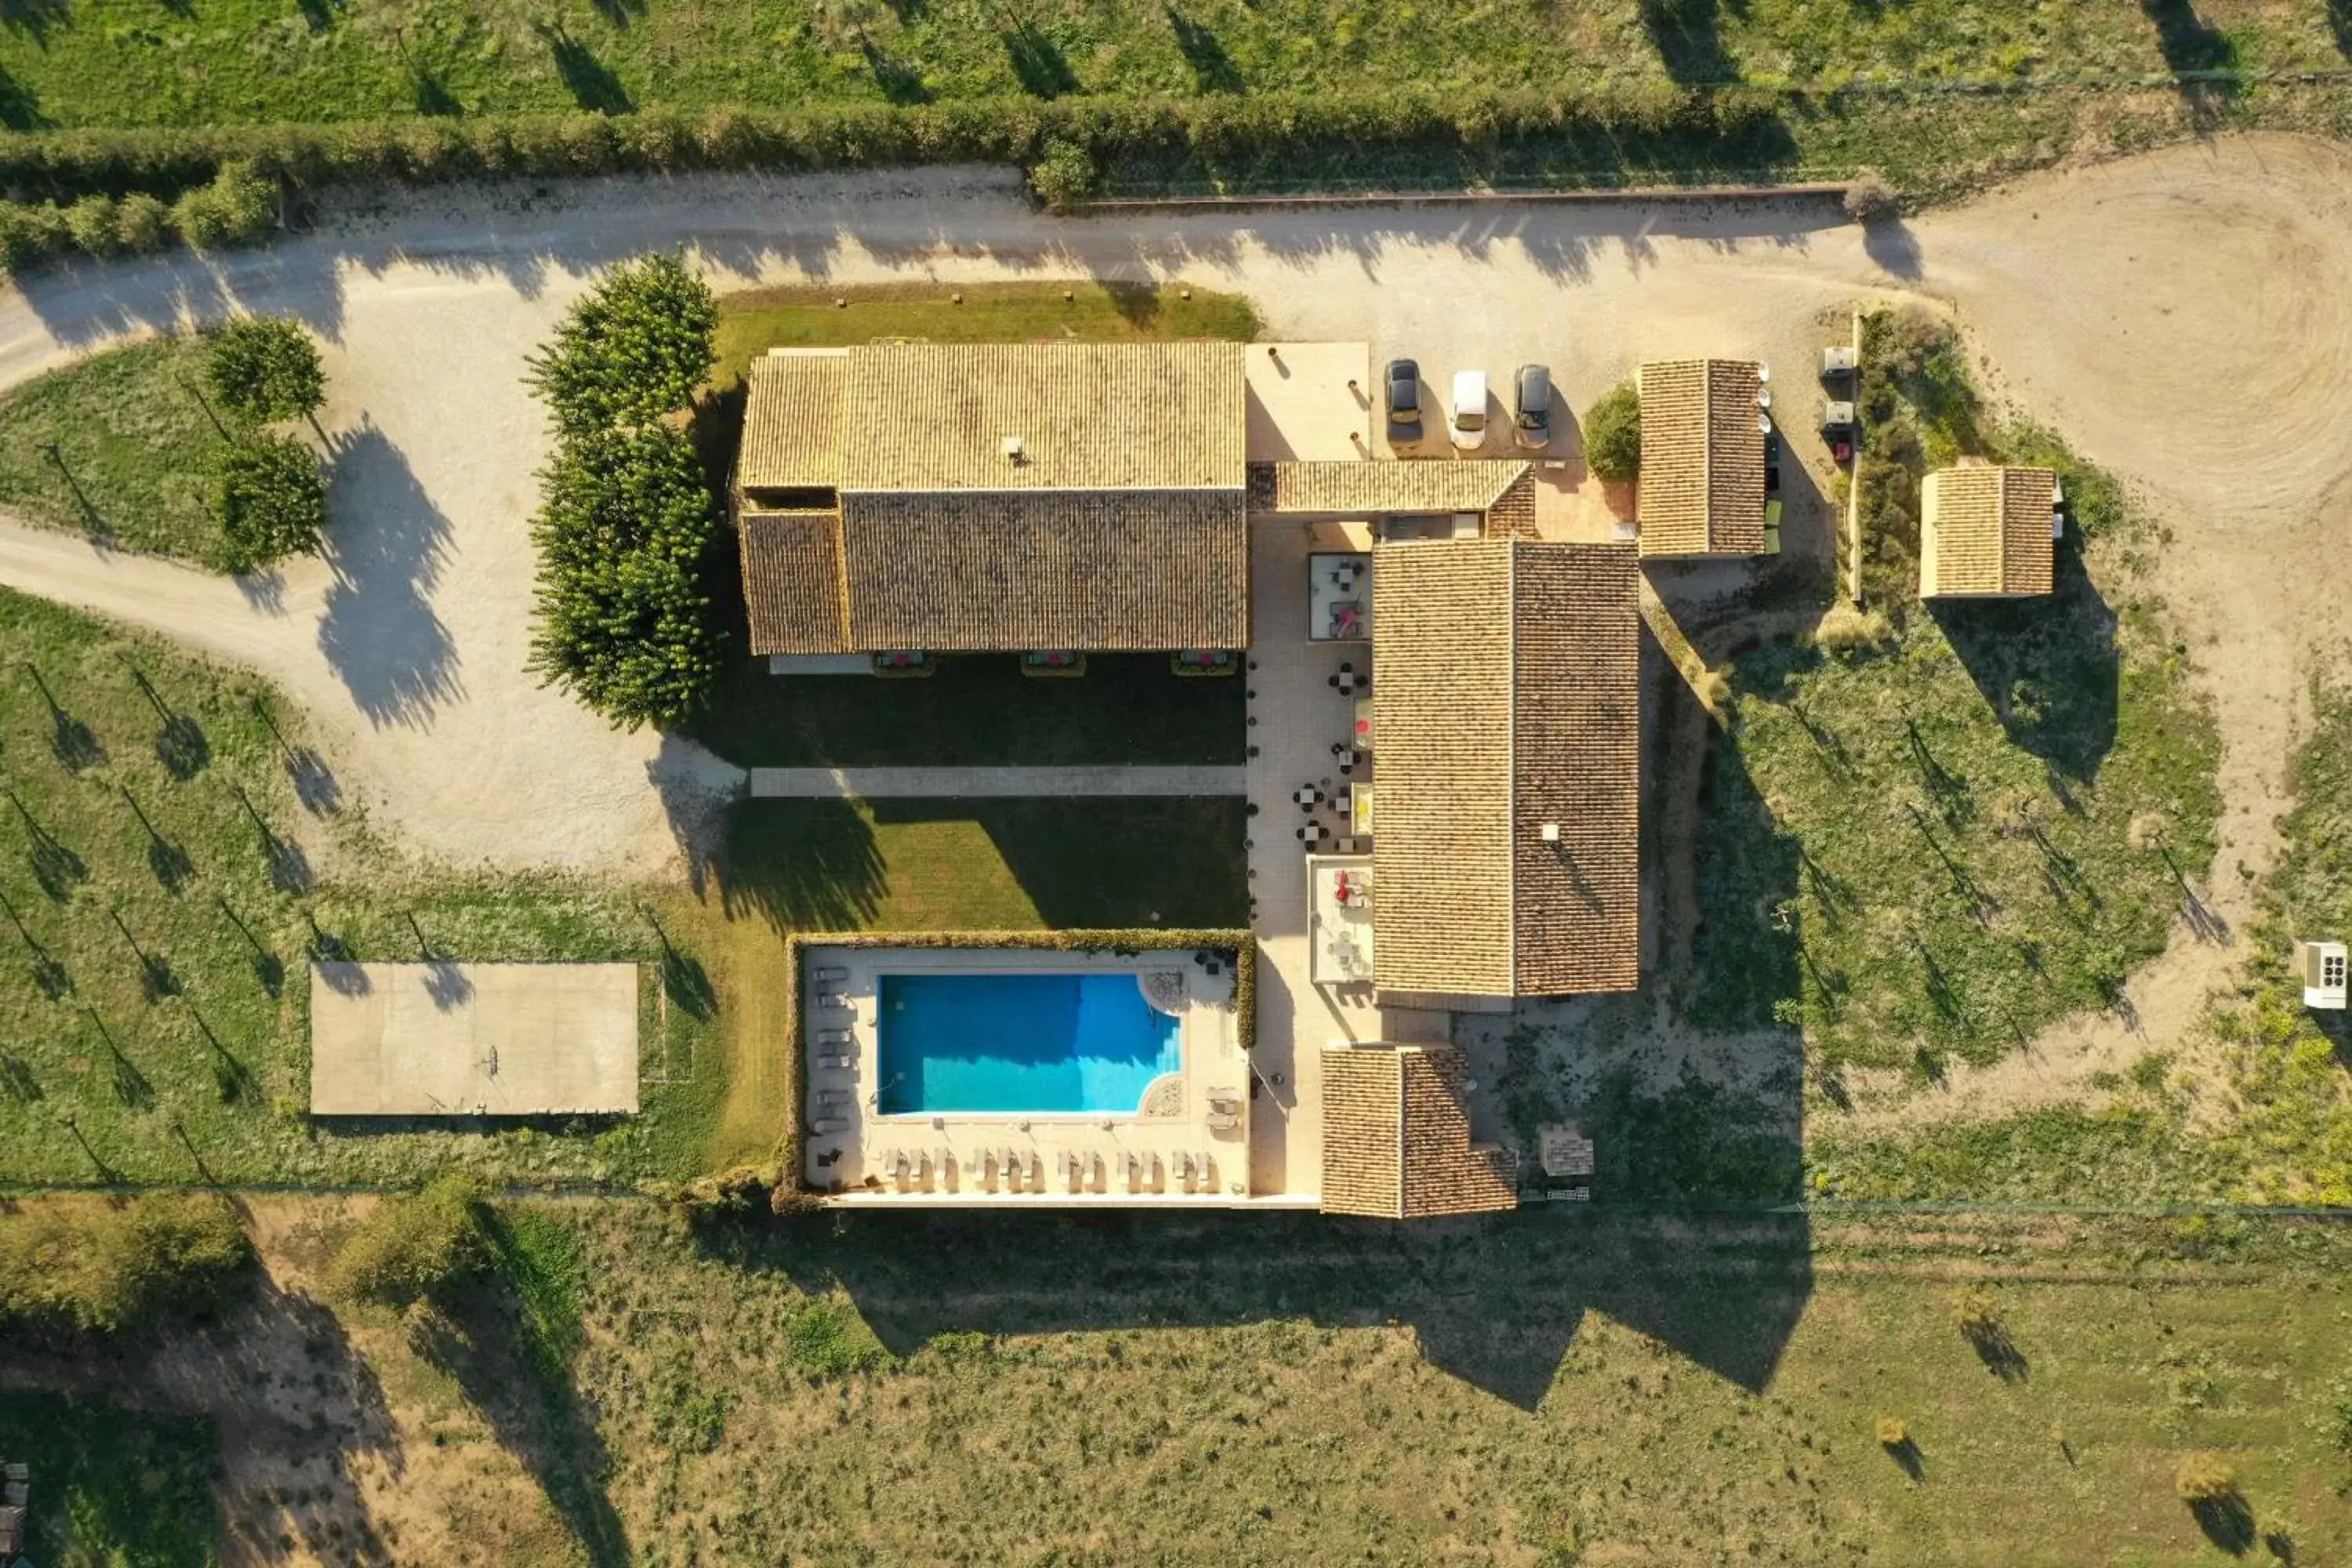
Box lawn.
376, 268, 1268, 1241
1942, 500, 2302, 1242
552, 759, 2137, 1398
0, 584, 737, 1189
0, 1392, 220, 1566
0, 334, 260, 569
0, 0, 2340, 133
1691, 310, 2223, 1080
226, 1203, 2352, 1566
720, 796, 1248, 932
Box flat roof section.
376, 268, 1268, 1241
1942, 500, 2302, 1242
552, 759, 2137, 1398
309, 962, 641, 1116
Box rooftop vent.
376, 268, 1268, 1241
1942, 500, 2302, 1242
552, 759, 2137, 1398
1000, 435, 1025, 464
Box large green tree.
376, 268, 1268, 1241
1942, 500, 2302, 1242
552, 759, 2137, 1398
205, 316, 326, 424
1584, 380, 1642, 482
212, 432, 326, 572
527, 424, 724, 730
525, 253, 718, 438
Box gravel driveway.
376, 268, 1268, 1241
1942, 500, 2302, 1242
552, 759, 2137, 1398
0, 136, 2338, 884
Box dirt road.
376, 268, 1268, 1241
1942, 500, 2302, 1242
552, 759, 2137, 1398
0, 138, 2338, 918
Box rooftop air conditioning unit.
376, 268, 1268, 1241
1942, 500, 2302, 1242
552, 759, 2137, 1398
2300, 940, 2349, 1010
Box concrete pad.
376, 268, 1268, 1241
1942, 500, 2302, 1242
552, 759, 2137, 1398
1247, 342, 1372, 460
309, 962, 640, 1116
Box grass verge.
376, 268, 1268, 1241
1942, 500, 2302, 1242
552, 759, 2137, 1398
0, 334, 260, 568
1693, 310, 2222, 1078
0, 1392, 220, 1565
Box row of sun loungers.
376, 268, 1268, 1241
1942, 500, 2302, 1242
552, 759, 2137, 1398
866, 1146, 1219, 1193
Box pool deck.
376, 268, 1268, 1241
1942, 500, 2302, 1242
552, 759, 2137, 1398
803, 945, 1266, 1206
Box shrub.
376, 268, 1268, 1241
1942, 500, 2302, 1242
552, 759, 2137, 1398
0, 200, 67, 274
114, 192, 172, 253
205, 316, 326, 423
170, 160, 277, 252
1811, 604, 1893, 652
212, 433, 327, 572
526, 425, 725, 730
63, 194, 122, 258
0, 1196, 252, 1334
1584, 380, 1642, 481
2175, 1453, 2240, 1504
1029, 136, 1100, 212
328, 1175, 486, 1309
1874, 1416, 1908, 1447
524, 252, 717, 438
1844, 169, 1900, 223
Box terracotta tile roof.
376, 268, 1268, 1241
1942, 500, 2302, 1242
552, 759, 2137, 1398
740, 510, 849, 654
1636, 358, 1767, 557
840, 342, 1247, 492
1247, 459, 1532, 517
837, 490, 1248, 651
1921, 465, 2056, 597
739, 350, 846, 493
1372, 539, 1641, 997
1319, 1044, 1519, 1218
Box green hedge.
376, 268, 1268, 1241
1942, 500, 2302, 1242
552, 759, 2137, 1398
0, 85, 1789, 272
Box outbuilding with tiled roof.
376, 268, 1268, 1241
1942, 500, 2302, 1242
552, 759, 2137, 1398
1370, 538, 1642, 1002
1920, 463, 2056, 598
1319, 1044, 1518, 1218
1635, 358, 1768, 557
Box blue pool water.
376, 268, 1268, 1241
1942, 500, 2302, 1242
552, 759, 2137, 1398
875, 972, 1181, 1115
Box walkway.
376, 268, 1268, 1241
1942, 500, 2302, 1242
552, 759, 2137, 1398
747, 764, 1246, 798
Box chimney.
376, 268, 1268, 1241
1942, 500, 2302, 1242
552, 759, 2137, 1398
1539, 822, 1560, 844
1001, 435, 1025, 464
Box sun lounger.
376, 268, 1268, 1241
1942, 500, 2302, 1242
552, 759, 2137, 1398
813, 965, 848, 985
810, 1116, 849, 1134
815, 1027, 854, 1047
815, 1052, 851, 1071
816, 1087, 854, 1107
1206, 1111, 1240, 1132
1192, 1152, 1214, 1189
814, 991, 850, 1011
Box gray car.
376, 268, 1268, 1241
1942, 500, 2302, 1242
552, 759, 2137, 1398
1513, 364, 1552, 449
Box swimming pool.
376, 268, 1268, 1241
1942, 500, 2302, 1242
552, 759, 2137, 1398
874, 972, 1181, 1115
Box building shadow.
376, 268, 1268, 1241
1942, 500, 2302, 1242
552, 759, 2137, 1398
315, 423, 462, 730
873, 796, 1250, 928
1927, 532, 2120, 786
694, 1207, 1808, 1410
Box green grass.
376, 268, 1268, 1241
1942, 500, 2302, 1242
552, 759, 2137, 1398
513, 1205, 2352, 1564
0, 585, 729, 1189
0, 335, 259, 569
1691, 311, 2223, 1078
709, 281, 1259, 394
0, 0, 2341, 132
0, 1392, 220, 1566
719, 796, 1248, 932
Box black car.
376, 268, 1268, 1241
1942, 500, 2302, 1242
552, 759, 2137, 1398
1385, 358, 1421, 433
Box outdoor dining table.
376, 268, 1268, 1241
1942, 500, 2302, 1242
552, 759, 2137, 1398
1297, 821, 1330, 848
1292, 784, 1325, 811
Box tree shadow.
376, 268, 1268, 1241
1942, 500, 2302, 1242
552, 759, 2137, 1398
254, 697, 342, 815
236, 783, 312, 894
2332, 0, 2352, 58
416, 1217, 628, 1567
0, 0, 67, 47
1001, 17, 1078, 96
642, 906, 714, 1021
716, 798, 885, 931
1882, 1431, 1926, 1481
318, 423, 461, 730
1639, 0, 1741, 84
1929, 535, 2120, 785
2142, 0, 2236, 71
1862, 215, 1923, 280
187, 1004, 260, 1105
121, 785, 198, 895
294, 0, 339, 31
216, 895, 286, 997
859, 34, 932, 103
1962, 1319, 2030, 1381
120, 656, 211, 779
534, 20, 634, 114
2188, 1488, 2257, 1555
699, 1208, 1809, 1412
0, 63, 45, 130
24, 661, 106, 772
1166, 5, 1242, 92
9, 786, 89, 901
